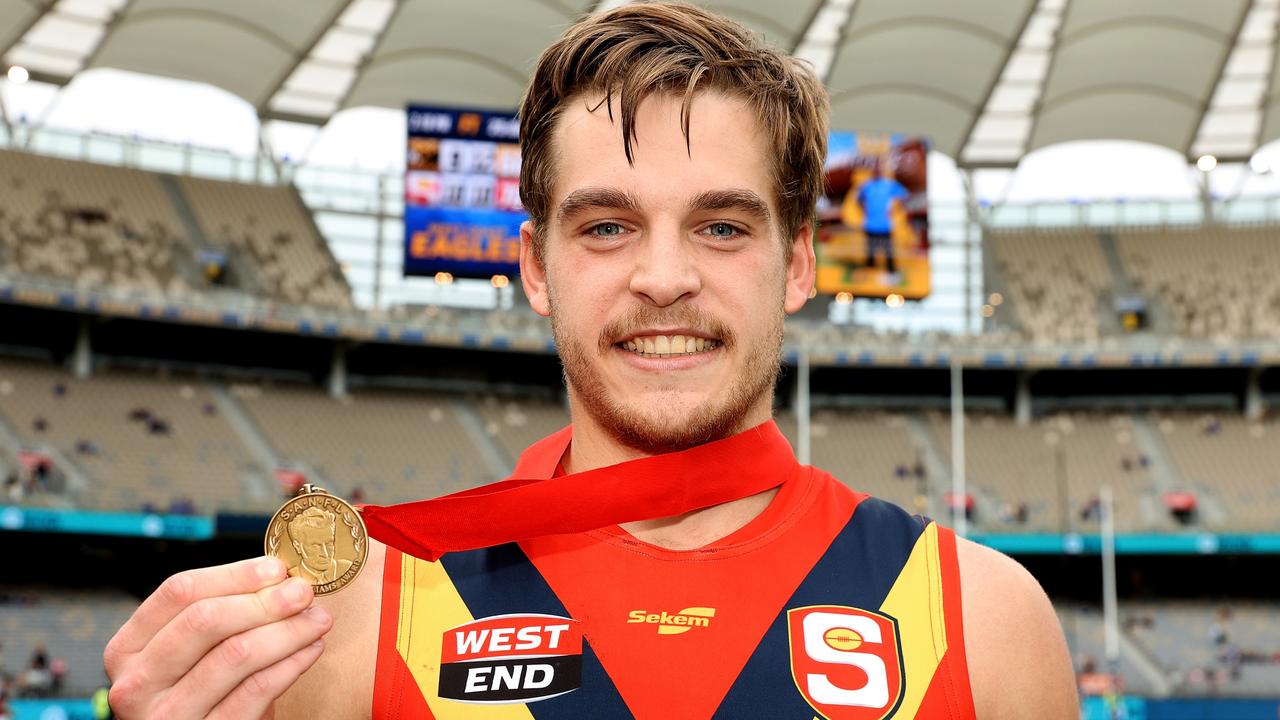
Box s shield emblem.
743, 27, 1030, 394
787, 605, 905, 720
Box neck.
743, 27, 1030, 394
562, 394, 777, 550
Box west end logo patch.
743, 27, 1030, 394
786, 605, 905, 720
439, 613, 583, 704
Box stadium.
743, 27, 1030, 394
1, 0, 1279, 717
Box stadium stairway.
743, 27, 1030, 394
903, 412, 1004, 526
979, 232, 1022, 335
902, 412, 955, 518
449, 397, 518, 478
1121, 627, 1176, 697
1130, 414, 1229, 528
0, 402, 88, 508
206, 382, 283, 507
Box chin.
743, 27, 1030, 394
606, 395, 746, 455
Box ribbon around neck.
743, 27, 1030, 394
361, 420, 798, 561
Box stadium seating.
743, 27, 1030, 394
0, 588, 137, 696
1124, 601, 1280, 696
804, 409, 928, 514
0, 149, 191, 300
472, 395, 569, 467
0, 358, 262, 513
1057, 604, 1159, 697
986, 230, 1113, 345
1151, 411, 1280, 531
177, 177, 353, 309
234, 383, 493, 504
1116, 227, 1280, 342
926, 411, 1153, 533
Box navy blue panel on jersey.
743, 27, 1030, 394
711, 497, 926, 718
441, 544, 634, 719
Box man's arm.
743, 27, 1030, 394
957, 537, 1079, 719
274, 540, 386, 720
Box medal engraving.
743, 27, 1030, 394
264, 484, 367, 595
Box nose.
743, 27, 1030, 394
628, 222, 702, 307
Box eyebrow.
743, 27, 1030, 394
687, 189, 773, 225
556, 187, 642, 223
556, 187, 774, 226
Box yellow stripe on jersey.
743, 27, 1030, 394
396, 554, 535, 720
877, 522, 947, 718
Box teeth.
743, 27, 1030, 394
620, 334, 719, 357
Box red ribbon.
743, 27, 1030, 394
362, 420, 797, 561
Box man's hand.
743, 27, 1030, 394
104, 556, 333, 720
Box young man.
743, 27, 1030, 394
103, 4, 1077, 718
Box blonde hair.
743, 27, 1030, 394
519, 1, 829, 259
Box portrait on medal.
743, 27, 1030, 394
284, 506, 353, 584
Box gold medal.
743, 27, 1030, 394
264, 484, 368, 596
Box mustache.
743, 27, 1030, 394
598, 305, 735, 354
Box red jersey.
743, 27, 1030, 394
372, 422, 975, 719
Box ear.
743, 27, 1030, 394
783, 221, 816, 314
519, 220, 551, 317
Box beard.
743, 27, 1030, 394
550, 294, 784, 455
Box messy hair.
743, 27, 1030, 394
519, 1, 829, 259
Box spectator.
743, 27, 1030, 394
51, 383, 66, 398
146, 418, 170, 436
17, 646, 52, 698
1210, 607, 1231, 646
351, 486, 366, 504
50, 658, 66, 695
4, 473, 20, 503
1080, 497, 1102, 523
31, 417, 47, 433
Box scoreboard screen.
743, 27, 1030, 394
816, 132, 931, 300
403, 104, 525, 279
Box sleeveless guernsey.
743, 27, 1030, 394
372, 426, 975, 719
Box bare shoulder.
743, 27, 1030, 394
955, 537, 1078, 719
275, 538, 387, 720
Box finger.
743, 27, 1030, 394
106, 557, 286, 668
133, 577, 315, 691
206, 638, 326, 720
163, 605, 333, 718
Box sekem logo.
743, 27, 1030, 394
439, 613, 583, 704
626, 607, 716, 635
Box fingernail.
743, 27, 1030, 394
308, 638, 325, 650
257, 557, 282, 580
284, 579, 309, 603
304, 606, 332, 626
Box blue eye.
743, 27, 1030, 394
706, 222, 739, 238
591, 222, 625, 237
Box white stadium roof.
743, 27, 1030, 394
4, 0, 1280, 166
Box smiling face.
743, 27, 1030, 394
520, 91, 815, 455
